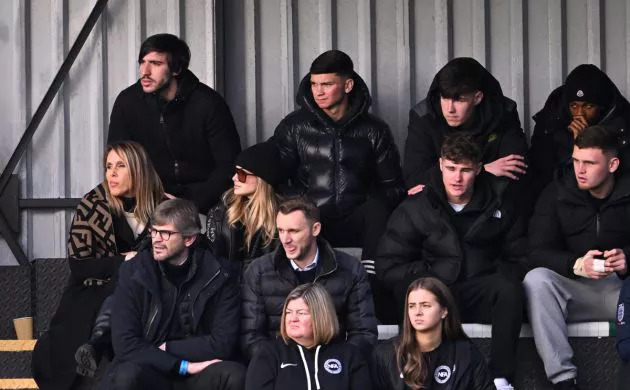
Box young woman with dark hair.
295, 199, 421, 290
373, 277, 494, 390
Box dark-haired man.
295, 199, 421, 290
404, 57, 527, 195
108, 33, 241, 213
241, 196, 377, 360
525, 126, 630, 390
273, 49, 404, 323
528, 64, 630, 201
376, 132, 527, 390
101, 199, 244, 390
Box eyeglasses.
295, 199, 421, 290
235, 167, 250, 183
149, 228, 181, 241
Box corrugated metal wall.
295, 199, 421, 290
2, 0, 630, 264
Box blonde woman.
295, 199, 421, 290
33, 141, 164, 390
372, 277, 493, 390
206, 140, 284, 271
245, 283, 371, 390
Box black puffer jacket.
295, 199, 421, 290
376, 170, 527, 291
529, 170, 630, 279
404, 58, 527, 188
372, 338, 494, 390
106, 238, 240, 376
206, 200, 278, 271
241, 238, 377, 360
246, 340, 371, 390
108, 69, 242, 213
528, 67, 630, 200
274, 72, 405, 217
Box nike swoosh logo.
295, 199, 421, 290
281, 363, 298, 368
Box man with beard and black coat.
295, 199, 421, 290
108, 34, 241, 214
241, 196, 377, 361
404, 57, 528, 196
528, 64, 630, 203
524, 126, 629, 390
376, 133, 527, 390
98, 199, 245, 390
273, 49, 405, 323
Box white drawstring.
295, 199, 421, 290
298, 345, 312, 390
314, 345, 322, 390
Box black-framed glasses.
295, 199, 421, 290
235, 167, 250, 183
149, 228, 181, 241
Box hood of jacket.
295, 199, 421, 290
295, 71, 372, 128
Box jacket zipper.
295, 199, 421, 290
191, 268, 222, 321
145, 305, 159, 338
160, 114, 180, 182
596, 213, 601, 237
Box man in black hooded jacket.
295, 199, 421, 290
376, 133, 527, 389
273, 50, 405, 322
108, 34, 241, 214
404, 57, 528, 196
528, 64, 630, 203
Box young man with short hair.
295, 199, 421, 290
101, 199, 244, 390
241, 196, 378, 360
108, 33, 241, 213
377, 132, 527, 390
525, 126, 630, 390
404, 57, 528, 195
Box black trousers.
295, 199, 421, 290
108, 361, 245, 390
319, 196, 398, 324
450, 273, 524, 381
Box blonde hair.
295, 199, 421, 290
280, 283, 339, 346
224, 177, 278, 250
103, 142, 164, 225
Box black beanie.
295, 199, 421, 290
564, 64, 614, 109
235, 141, 285, 187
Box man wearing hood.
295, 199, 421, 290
108, 34, 242, 214
273, 50, 405, 322
376, 132, 527, 390
404, 57, 528, 195
528, 64, 630, 202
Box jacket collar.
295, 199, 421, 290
272, 237, 338, 280
424, 167, 502, 213
557, 168, 630, 206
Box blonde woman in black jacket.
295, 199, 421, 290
372, 277, 494, 390
245, 283, 371, 390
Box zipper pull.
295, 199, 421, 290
160, 114, 165, 124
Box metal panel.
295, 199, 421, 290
4, 0, 630, 263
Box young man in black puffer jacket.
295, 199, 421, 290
376, 133, 527, 390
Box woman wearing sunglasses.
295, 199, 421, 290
206, 139, 285, 273
33, 141, 165, 389
245, 283, 372, 390
372, 277, 494, 390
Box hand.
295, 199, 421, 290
164, 192, 177, 200
582, 250, 613, 279
407, 184, 425, 195
122, 251, 137, 261
158, 342, 166, 351
604, 248, 627, 275
187, 359, 222, 375
483, 154, 527, 180
568, 116, 589, 139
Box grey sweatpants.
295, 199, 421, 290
523, 267, 622, 384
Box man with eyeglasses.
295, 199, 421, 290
100, 199, 245, 390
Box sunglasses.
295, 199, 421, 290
235, 167, 250, 183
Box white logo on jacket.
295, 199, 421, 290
618, 303, 626, 325
324, 359, 342, 374
434, 365, 451, 384
280, 363, 297, 368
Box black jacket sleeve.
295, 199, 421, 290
528, 183, 578, 277
111, 260, 180, 373
498, 207, 530, 281
375, 199, 430, 289
344, 258, 379, 355
372, 125, 405, 207
347, 345, 373, 390
469, 343, 495, 390
165, 268, 241, 361
241, 261, 271, 359
107, 93, 132, 143
180, 96, 241, 213
371, 342, 396, 390
403, 107, 440, 188
245, 342, 278, 390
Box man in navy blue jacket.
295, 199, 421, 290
99, 199, 245, 390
